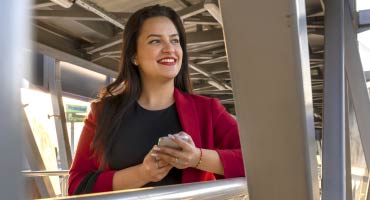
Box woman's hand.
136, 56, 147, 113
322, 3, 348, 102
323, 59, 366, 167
153, 131, 201, 169
140, 146, 172, 182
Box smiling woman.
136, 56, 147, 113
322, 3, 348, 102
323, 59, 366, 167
68, 4, 244, 195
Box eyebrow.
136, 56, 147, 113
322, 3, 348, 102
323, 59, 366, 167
146, 34, 179, 39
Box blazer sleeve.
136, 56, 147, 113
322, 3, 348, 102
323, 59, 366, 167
68, 102, 116, 195
211, 98, 245, 178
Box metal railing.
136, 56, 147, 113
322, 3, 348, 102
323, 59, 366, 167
22, 170, 69, 197
44, 177, 248, 200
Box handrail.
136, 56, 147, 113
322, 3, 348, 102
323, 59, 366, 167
23, 170, 69, 197
22, 170, 69, 177
44, 177, 248, 200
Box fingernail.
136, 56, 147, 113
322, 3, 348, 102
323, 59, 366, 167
153, 146, 160, 151
151, 153, 158, 157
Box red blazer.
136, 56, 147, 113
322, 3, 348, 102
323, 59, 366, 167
68, 88, 245, 195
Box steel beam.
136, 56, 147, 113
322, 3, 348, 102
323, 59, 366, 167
75, 0, 124, 30
359, 10, 370, 26
36, 42, 117, 77
87, 33, 122, 54
186, 29, 224, 45
321, 0, 346, 199
189, 61, 231, 90
86, 29, 224, 56
345, 82, 353, 200
184, 16, 219, 25
0, 0, 29, 199
34, 10, 104, 21
82, 1, 221, 54
44, 56, 72, 170
220, 0, 319, 199
33, 1, 56, 9
178, 2, 206, 19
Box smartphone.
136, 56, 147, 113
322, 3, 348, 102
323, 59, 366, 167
158, 135, 189, 150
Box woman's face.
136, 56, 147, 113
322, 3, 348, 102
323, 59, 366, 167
135, 16, 183, 82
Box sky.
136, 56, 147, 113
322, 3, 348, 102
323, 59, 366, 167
357, 0, 370, 71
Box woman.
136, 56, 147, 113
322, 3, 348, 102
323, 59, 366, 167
68, 4, 244, 195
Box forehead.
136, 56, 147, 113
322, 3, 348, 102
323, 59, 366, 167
139, 16, 179, 37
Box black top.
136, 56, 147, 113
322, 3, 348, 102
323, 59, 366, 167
107, 102, 183, 187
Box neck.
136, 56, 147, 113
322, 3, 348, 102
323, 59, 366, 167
138, 79, 175, 110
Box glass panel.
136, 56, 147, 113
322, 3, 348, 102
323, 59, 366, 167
62, 97, 90, 158
21, 87, 61, 196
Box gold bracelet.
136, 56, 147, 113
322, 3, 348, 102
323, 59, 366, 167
195, 148, 202, 168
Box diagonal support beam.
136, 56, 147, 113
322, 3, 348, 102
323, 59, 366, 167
34, 10, 132, 22
75, 0, 125, 29
84, 2, 214, 54
189, 61, 231, 90
34, 10, 104, 21
345, 0, 370, 188
178, 2, 207, 19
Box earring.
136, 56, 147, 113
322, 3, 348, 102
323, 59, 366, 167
132, 57, 138, 66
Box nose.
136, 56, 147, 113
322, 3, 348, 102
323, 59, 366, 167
162, 41, 175, 53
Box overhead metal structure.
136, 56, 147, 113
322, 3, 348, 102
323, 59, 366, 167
17, 0, 370, 199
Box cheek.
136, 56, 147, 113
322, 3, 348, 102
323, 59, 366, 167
177, 47, 183, 61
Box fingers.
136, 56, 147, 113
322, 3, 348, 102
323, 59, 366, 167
141, 146, 173, 182
175, 132, 195, 145
168, 134, 193, 150
154, 159, 169, 169
153, 148, 192, 169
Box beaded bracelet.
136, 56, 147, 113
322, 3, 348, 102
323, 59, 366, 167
195, 148, 203, 168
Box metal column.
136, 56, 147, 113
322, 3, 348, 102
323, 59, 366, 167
321, 0, 346, 199
0, 0, 30, 199
45, 56, 72, 169
219, 0, 319, 199
345, 0, 370, 176
345, 82, 353, 200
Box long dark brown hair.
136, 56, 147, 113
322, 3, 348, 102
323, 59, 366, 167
91, 5, 192, 168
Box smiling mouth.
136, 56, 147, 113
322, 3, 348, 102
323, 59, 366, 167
158, 57, 177, 65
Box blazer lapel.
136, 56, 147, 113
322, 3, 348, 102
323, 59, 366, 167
174, 88, 202, 183
174, 89, 201, 146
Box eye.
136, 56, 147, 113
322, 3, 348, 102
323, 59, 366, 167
171, 38, 180, 44
149, 39, 160, 44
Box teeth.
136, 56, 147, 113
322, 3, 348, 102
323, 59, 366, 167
159, 58, 175, 63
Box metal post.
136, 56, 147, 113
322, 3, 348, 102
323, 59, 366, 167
0, 0, 30, 199
344, 0, 370, 181
219, 0, 319, 199
322, 0, 345, 199
71, 121, 75, 157
45, 56, 72, 169
345, 80, 353, 200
